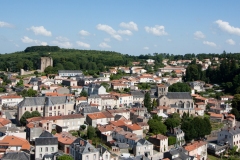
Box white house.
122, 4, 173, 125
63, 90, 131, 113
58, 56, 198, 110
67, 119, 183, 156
0, 95, 23, 107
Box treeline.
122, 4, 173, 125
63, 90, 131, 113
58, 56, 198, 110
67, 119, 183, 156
24, 46, 60, 52
184, 58, 240, 94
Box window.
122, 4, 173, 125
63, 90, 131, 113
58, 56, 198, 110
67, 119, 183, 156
50, 107, 52, 110
36, 107, 38, 111
94, 154, 96, 159
39, 147, 42, 152
40, 154, 42, 158
45, 147, 48, 152
54, 106, 56, 110
105, 155, 108, 159
86, 155, 89, 160
62, 105, 64, 109
51, 147, 54, 152
58, 106, 60, 109
25, 107, 26, 111
30, 107, 32, 111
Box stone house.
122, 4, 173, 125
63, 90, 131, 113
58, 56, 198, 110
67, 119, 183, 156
148, 134, 168, 152
133, 139, 153, 157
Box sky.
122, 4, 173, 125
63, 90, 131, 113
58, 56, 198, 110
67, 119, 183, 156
0, 1, 240, 55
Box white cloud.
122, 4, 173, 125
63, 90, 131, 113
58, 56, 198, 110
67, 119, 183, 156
99, 42, 111, 48
96, 24, 122, 41
76, 41, 90, 48
194, 31, 205, 39
226, 39, 235, 45
52, 41, 72, 48
0, 21, 13, 28
56, 36, 69, 42
167, 39, 172, 42
104, 38, 110, 42
145, 25, 168, 36
118, 30, 132, 35
21, 36, 48, 45
143, 47, 149, 50
27, 26, 52, 36
203, 41, 217, 47
79, 30, 90, 36
215, 20, 240, 36
119, 21, 138, 31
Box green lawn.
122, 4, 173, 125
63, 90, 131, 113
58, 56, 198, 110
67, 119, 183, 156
207, 154, 218, 160
211, 122, 224, 131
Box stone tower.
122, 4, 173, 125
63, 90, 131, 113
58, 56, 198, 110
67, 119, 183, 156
40, 57, 53, 72
156, 83, 168, 97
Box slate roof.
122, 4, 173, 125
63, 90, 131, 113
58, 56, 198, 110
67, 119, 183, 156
1, 152, 30, 160
58, 70, 83, 73
119, 155, 150, 160
166, 92, 192, 99
39, 130, 53, 138
135, 139, 152, 146
71, 138, 99, 154
169, 148, 190, 160
97, 144, 108, 155
35, 131, 58, 146
88, 94, 101, 98
18, 96, 71, 108
82, 107, 100, 114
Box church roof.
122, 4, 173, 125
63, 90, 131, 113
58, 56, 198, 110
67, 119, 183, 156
166, 92, 192, 99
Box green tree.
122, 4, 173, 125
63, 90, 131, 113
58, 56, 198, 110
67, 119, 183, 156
232, 94, 240, 111
148, 118, 167, 135
57, 154, 73, 160
87, 126, 96, 139
168, 136, 177, 145
80, 90, 88, 97
144, 92, 152, 112
20, 111, 32, 126
168, 82, 191, 92
164, 118, 180, 133
152, 99, 157, 108
16, 79, 24, 87
31, 110, 41, 117
231, 108, 240, 119
181, 120, 197, 141
80, 125, 86, 130
34, 71, 39, 77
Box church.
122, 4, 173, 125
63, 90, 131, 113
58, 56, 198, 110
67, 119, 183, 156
157, 84, 196, 115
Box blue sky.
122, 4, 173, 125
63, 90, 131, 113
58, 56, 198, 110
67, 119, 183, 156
0, 0, 240, 55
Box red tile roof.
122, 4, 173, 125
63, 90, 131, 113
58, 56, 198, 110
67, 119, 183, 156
0, 135, 31, 150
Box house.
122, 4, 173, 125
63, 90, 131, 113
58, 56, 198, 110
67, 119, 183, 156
58, 70, 83, 77
207, 143, 227, 156
88, 83, 108, 95
35, 131, 58, 160
148, 134, 168, 152
0, 117, 11, 127
189, 81, 205, 92
99, 94, 118, 109
183, 140, 207, 160
217, 126, 240, 150
62, 79, 77, 87
26, 114, 85, 133
97, 144, 111, 160
86, 112, 108, 127
26, 122, 44, 143
167, 127, 185, 147
111, 83, 129, 90
130, 91, 145, 104
146, 59, 155, 65
0, 95, 23, 107
70, 138, 99, 160
70, 86, 83, 96
17, 96, 75, 121
54, 131, 77, 154
164, 147, 191, 160
1, 151, 30, 160
107, 109, 130, 120
0, 135, 30, 153
133, 139, 153, 157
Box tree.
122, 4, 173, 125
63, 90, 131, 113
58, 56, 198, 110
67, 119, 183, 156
144, 92, 152, 112
164, 118, 180, 133
80, 90, 88, 97
34, 71, 39, 77
152, 99, 157, 108
20, 111, 32, 126
232, 94, 240, 111
181, 121, 197, 141
80, 125, 86, 130
31, 110, 41, 117
16, 79, 24, 87
148, 118, 167, 135
168, 136, 177, 145
168, 82, 191, 92
57, 154, 73, 160
231, 108, 240, 119
87, 126, 96, 139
